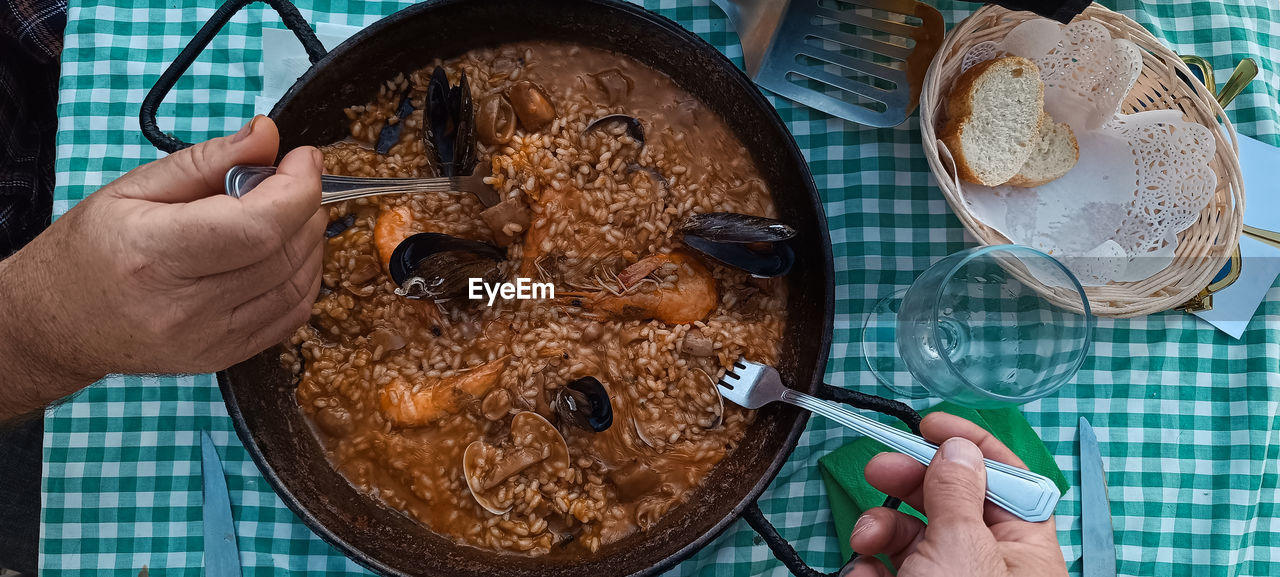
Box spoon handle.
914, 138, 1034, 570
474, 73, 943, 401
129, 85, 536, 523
224, 165, 499, 207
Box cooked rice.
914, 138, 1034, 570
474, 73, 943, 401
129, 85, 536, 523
290, 42, 786, 557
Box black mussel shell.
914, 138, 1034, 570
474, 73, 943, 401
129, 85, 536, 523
324, 214, 356, 238
375, 93, 415, 155
679, 213, 797, 277
682, 235, 794, 277
425, 67, 477, 177
555, 376, 613, 433
583, 114, 644, 148
389, 232, 505, 300
679, 212, 796, 243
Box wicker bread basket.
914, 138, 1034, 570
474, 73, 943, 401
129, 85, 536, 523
920, 3, 1244, 318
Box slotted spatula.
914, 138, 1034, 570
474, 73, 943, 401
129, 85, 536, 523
711, 0, 945, 127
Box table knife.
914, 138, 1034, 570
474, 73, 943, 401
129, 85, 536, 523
202, 431, 243, 577
1079, 417, 1116, 577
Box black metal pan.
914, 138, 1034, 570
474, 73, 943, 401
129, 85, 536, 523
141, 1, 919, 575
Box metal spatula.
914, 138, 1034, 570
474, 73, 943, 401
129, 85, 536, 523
711, 0, 945, 127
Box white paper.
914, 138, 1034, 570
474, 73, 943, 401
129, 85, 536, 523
1191, 133, 1280, 338
1238, 133, 1280, 231
255, 23, 363, 115
1192, 237, 1280, 338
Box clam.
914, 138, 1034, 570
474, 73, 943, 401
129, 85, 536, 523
463, 411, 571, 515
678, 212, 797, 278
475, 94, 517, 146
583, 114, 644, 148
425, 66, 477, 177
554, 376, 613, 433
388, 232, 505, 301
692, 368, 725, 430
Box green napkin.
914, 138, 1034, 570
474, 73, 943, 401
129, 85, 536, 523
818, 403, 1071, 561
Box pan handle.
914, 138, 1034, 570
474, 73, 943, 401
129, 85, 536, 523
139, 0, 326, 153
742, 384, 921, 577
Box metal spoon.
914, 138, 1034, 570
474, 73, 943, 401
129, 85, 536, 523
224, 164, 499, 207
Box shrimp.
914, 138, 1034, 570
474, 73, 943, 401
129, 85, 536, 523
374, 205, 415, 270
378, 355, 510, 427
558, 252, 717, 325
519, 185, 580, 279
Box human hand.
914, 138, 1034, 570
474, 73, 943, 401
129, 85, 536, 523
846, 413, 1068, 577
0, 116, 324, 411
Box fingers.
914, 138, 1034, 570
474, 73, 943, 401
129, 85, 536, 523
163, 146, 324, 276
920, 413, 1028, 469
236, 145, 324, 242
921, 437, 989, 530
841, 556, 895, 577
202, 206, 326, 307
921, 413, 1037, 525
244, 267, 322, 357
849, 507, 926, 568
114, 116, 281, 203
223, 240, 323, 354
864, 452, 927, 504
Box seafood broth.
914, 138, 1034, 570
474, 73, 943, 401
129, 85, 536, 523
290, 42, 787, 557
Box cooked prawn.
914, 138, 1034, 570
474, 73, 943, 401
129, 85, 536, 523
557, 252, 717, 325
379, 355, 510, 427
374, 205, 415, 270
519, 185, 580, 279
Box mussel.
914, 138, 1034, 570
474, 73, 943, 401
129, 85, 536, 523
324, 214, 356, 238
678, 212, 797, 278
425, 66, 477, 177
375, 93, 415, 155
554, 376, 613, 433
389, 232, 505, 301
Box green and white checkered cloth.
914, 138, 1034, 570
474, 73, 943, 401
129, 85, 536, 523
41, 0, 1280, 575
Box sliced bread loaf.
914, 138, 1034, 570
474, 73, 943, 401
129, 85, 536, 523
1008, 112, 1079, 187
940, 56, 1045, 187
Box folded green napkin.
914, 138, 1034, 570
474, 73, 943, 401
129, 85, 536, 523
818, 403, 1071, 561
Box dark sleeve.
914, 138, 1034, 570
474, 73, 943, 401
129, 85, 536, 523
0, 0, 68, 64
965, 0, 1091, 24
0, 0, 67, 258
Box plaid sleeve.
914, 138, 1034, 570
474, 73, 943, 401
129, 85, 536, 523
0, 0, 68, 63
0, 0, 66, 257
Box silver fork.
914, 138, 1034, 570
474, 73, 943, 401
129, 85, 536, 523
223, 165, 500, 207
718, 358, 1061, 522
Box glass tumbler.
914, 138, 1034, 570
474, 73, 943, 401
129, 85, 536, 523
861, 245, 1095, 408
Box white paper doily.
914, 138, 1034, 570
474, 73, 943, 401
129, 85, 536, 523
942, 19, 1217, 285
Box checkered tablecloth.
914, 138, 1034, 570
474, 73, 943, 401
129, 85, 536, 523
41, 0, 1280, 575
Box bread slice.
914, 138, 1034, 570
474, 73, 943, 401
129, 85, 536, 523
1008, 112, 1079, 187
940, 56, 1045, 187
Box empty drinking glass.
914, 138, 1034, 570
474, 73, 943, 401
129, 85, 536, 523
862, 245, 1094, 408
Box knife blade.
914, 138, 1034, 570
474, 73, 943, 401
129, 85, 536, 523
202, 431, 243, 577
1079, 417, 1116, 577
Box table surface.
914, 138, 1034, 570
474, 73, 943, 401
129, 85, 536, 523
41, 0, 1280, 575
